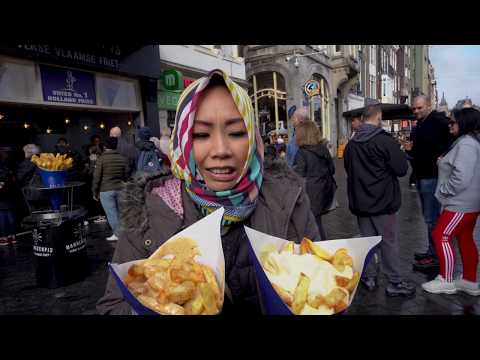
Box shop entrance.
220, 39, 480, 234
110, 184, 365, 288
248, 71, 287, 138
0, 104, 139, 161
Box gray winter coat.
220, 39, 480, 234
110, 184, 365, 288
435, 134, 480, 213
96, 159, 320, 315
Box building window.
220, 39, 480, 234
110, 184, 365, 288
335, 45, 342, 53
237, 45, 247, 58
370, 45, 375, 65
167, 110, 176, 129
370, 75, 376, 99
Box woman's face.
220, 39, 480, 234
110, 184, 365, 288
449, 119, 459, 136
193, 85, 249, 192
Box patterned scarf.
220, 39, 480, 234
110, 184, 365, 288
170, 69, 264, 227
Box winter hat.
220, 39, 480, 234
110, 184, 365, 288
138, 127, 153, 141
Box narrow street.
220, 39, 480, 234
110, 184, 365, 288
1, 159, 479, 315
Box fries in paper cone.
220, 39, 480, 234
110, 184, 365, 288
109, 208, 225, 315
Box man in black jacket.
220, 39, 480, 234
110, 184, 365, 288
110, 126, 139, 178
345, 104, 416, 297
404, 95, 454, 270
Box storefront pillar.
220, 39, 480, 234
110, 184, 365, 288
140, 77, 160, 137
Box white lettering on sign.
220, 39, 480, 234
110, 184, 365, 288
65, 239, 86, 254
20, 45, 117, 69
33, 245, 54, 257
164, 74, 176, 88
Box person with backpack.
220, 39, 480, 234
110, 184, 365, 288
135, 127, 162, 174
92, 137, 128, 242
293, 121, 336, 240
421, 108, 480, 296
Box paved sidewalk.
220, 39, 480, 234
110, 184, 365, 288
1, 159, 479, 315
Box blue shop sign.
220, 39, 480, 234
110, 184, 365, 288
40, 64, 96, 105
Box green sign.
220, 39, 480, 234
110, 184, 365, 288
161, 69, 183, 91
158, 91, 181, 110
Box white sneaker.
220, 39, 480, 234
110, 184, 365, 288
422, 275, 456, 294
454, 279, 480, 296
106, 234, 118, 241
94, 216, 107, 224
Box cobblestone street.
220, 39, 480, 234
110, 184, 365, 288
1, 159, 479, 315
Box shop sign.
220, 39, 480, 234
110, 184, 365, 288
11, 44, 121, 70
304, 80, 320, 97
161, 69, 183, 91
40, 65, 96, 105
159, 91, 181, 110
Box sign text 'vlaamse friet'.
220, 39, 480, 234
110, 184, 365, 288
16, 44, 120, 70
40, 65, 96, 106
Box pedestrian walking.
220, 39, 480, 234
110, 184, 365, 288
0, 150, 17, 246
404, 95, 454, 271
422, 108, 480, 296
96, 69, 319, 314
293, 121, 336, 240
16, 144, 40, 188
150, 127, 171, 168
344, 104, 415, 297
110, 126, 139, 178
349, 115, 362, 140
54, 138, 85, 182
92, 137, 128, 242
135, 127, 162, 173
286, 107, 309, 167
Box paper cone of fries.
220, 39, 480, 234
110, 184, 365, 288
244, 226, 381, 315
109, 208, 225, 315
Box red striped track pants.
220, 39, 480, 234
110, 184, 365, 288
432, 209, 479, 282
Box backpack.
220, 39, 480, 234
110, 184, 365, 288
136, 149, 162, 173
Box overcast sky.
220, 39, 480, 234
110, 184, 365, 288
430, 45, 480, 108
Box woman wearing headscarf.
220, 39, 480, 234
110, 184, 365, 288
97, 69, 320, 314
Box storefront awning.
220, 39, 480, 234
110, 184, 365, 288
343, 103, 415, 120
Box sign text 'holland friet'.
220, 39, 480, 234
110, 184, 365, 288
40, 64, 96, 105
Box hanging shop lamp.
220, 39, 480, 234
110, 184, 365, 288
83, 125, 89, 131
23, 122, 30, 129
46, 127, 52, 134
65, 117, 70, 124
100, 123, 105, 129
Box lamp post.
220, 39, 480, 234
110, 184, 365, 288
285, 48, 328, 68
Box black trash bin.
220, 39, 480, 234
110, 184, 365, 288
32, 216, 89, 289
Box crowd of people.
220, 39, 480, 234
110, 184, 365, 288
345, 97, 480, 297
1, 68, 479, 315
0, 125, 172, 245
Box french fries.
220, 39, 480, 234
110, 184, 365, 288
31, 153, 73, 171
261, 238, 360, 315
292, 273, 310, 315
124, 237, 222, 315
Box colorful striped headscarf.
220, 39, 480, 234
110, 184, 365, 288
170, 69, 264, 226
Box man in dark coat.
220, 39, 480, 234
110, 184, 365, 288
110, 126, 139, 178
404, 95, 454, 270
344, 104, 416, 298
